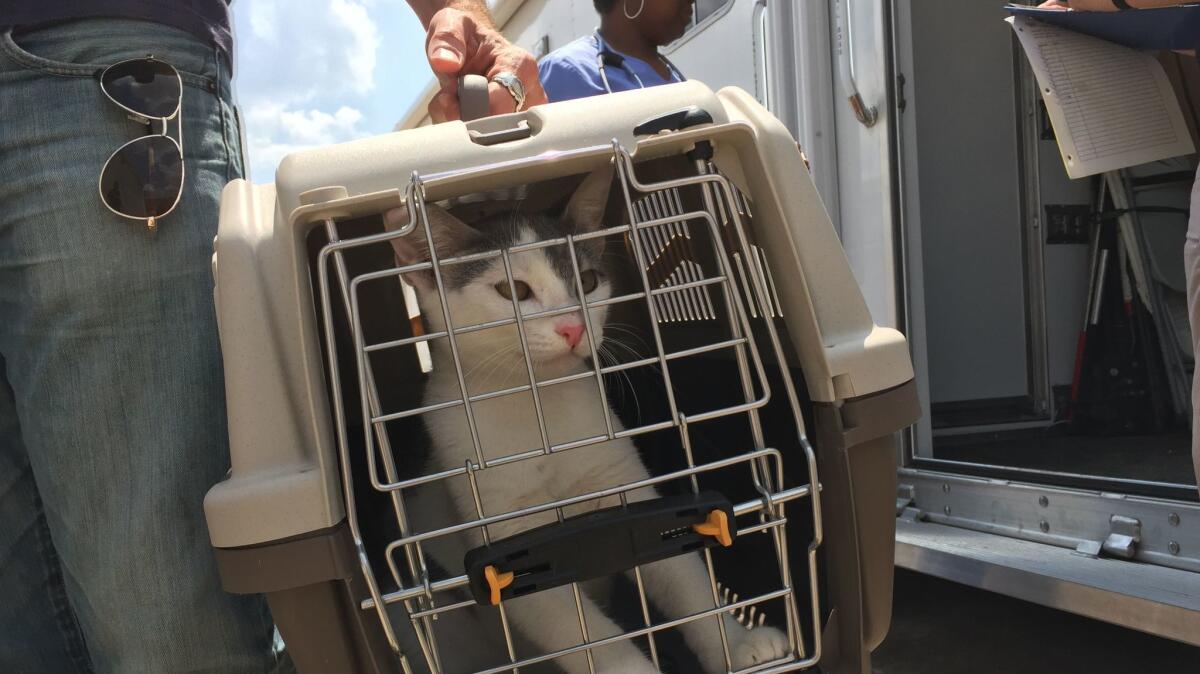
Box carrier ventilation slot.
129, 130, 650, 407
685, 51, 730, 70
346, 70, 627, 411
732, 246, 783, 319
633, 188, 716, 323
709, 175, 781, 320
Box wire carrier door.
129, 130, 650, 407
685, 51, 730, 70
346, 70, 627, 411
319, 139, 820, 666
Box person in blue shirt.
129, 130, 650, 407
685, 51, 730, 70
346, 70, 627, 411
539, 0, 694, 102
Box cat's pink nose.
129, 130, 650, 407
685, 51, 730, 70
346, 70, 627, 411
555, 322, 585, 348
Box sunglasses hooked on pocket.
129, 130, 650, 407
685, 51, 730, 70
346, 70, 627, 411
96, 57, 185, 232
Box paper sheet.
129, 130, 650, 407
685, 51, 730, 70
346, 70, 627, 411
1008, 14, 1194, 179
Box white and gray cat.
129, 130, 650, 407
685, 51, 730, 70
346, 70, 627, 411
384, 169, 789, 674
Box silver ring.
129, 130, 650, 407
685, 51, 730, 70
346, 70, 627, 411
491, 71, 526, 112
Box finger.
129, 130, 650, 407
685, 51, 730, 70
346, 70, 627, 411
487, 81, 518, 115
429, 89, 461, 123
383, 207, 410, 230
486, 47, 547, 109
425, 10, 468, 76
516, 57, 547, 108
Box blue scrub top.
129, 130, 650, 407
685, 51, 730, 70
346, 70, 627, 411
538, 34, 685, 103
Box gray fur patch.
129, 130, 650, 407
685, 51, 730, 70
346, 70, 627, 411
435, 211, 607, 294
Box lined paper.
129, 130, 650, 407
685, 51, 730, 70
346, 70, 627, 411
1009, 15, 1193, 178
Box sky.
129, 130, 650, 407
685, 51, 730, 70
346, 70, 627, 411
229, 0, 433, 182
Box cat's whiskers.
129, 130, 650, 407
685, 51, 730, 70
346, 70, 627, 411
604, 337, 667, 390
604, 323, 651, 353
462, 344, 511, 381
594, 345, 626, 412
477, 348, 526, 391
463, 345, 520, 391
602, 337, 650, 368
597, 342, 642, 424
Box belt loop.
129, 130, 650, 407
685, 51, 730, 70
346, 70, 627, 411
213, 42, 222, 97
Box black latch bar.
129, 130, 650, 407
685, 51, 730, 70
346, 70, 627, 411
464, 491, 737, 606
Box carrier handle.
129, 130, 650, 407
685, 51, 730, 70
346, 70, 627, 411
464, 491, 736, 606
457, 74, 491, 122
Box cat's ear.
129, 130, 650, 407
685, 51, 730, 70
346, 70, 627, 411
564, 164, 614, 232
382, 204, 478, 290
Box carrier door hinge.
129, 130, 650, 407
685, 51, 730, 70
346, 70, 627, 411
1075, 515, 1141, 559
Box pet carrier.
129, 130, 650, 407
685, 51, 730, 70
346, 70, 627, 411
204, 77, 918, 674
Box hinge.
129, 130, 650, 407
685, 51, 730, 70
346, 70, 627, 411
896, 483, 915, 516
1075, 515, 1141, 559
897, 484, 924, 521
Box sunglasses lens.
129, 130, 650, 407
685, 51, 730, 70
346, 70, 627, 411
100, 136, 183, 219
101, 59, 181, 118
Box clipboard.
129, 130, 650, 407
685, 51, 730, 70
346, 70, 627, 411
1006, 3, 1200, 51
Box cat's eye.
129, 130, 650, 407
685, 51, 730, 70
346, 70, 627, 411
495, 280, 532, 301
579, 269, 599, 294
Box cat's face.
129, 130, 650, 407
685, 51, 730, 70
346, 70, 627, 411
429, 222, 611, 380
387, 169, 615, 384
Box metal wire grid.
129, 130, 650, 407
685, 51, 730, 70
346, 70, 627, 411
716, 179, 783, 321
314, 140, 825, 674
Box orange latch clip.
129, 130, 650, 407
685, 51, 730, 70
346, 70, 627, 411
692, 509, 733, 547
483, 565, 515, 605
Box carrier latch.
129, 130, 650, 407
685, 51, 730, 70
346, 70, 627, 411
465, 491, 737, 606
692, 509, 733, 547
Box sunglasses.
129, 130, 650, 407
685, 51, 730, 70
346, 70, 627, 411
97, 57, 185, 231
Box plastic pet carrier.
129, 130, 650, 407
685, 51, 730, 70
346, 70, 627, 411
204, 78, 918, 674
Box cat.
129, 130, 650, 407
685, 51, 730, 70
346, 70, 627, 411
383, 167, 790, 674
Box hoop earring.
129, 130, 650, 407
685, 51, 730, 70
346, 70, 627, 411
624, 0, 645, 20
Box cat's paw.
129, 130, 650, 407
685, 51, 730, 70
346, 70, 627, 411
728, 624, 792, 670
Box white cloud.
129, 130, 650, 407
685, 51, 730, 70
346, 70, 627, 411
232, 0, 386, 180
248, 104, 366, 145
243, 103, 370, 181
237, 0, 380, 105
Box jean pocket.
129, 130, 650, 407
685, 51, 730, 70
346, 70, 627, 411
228, 100, 247, 180
0, 28, 216, 92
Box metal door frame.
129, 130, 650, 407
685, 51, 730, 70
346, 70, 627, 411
883, 0, 1200, 644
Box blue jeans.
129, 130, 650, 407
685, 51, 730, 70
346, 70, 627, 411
0, 19, 280, 673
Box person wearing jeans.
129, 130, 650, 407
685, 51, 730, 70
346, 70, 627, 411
0, 2, 544, 672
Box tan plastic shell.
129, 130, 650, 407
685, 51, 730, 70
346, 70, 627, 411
204, 81, 913, 548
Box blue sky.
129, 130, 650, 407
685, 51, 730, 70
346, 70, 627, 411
229, 0, 433, 182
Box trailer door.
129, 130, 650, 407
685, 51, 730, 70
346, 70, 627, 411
887, 0, 1200, 645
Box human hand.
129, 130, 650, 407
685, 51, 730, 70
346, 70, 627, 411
1038, 0, 1122, 10
424, 8, 547, 122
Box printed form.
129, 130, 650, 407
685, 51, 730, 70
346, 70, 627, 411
1008, 14, 1193, 179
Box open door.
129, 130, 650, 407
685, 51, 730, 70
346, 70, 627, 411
889, 0, 1200, 646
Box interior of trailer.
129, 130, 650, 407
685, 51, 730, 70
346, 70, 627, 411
899, 2, 1200, 491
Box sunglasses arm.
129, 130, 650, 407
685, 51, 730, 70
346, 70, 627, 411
166, 112, 184, 158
